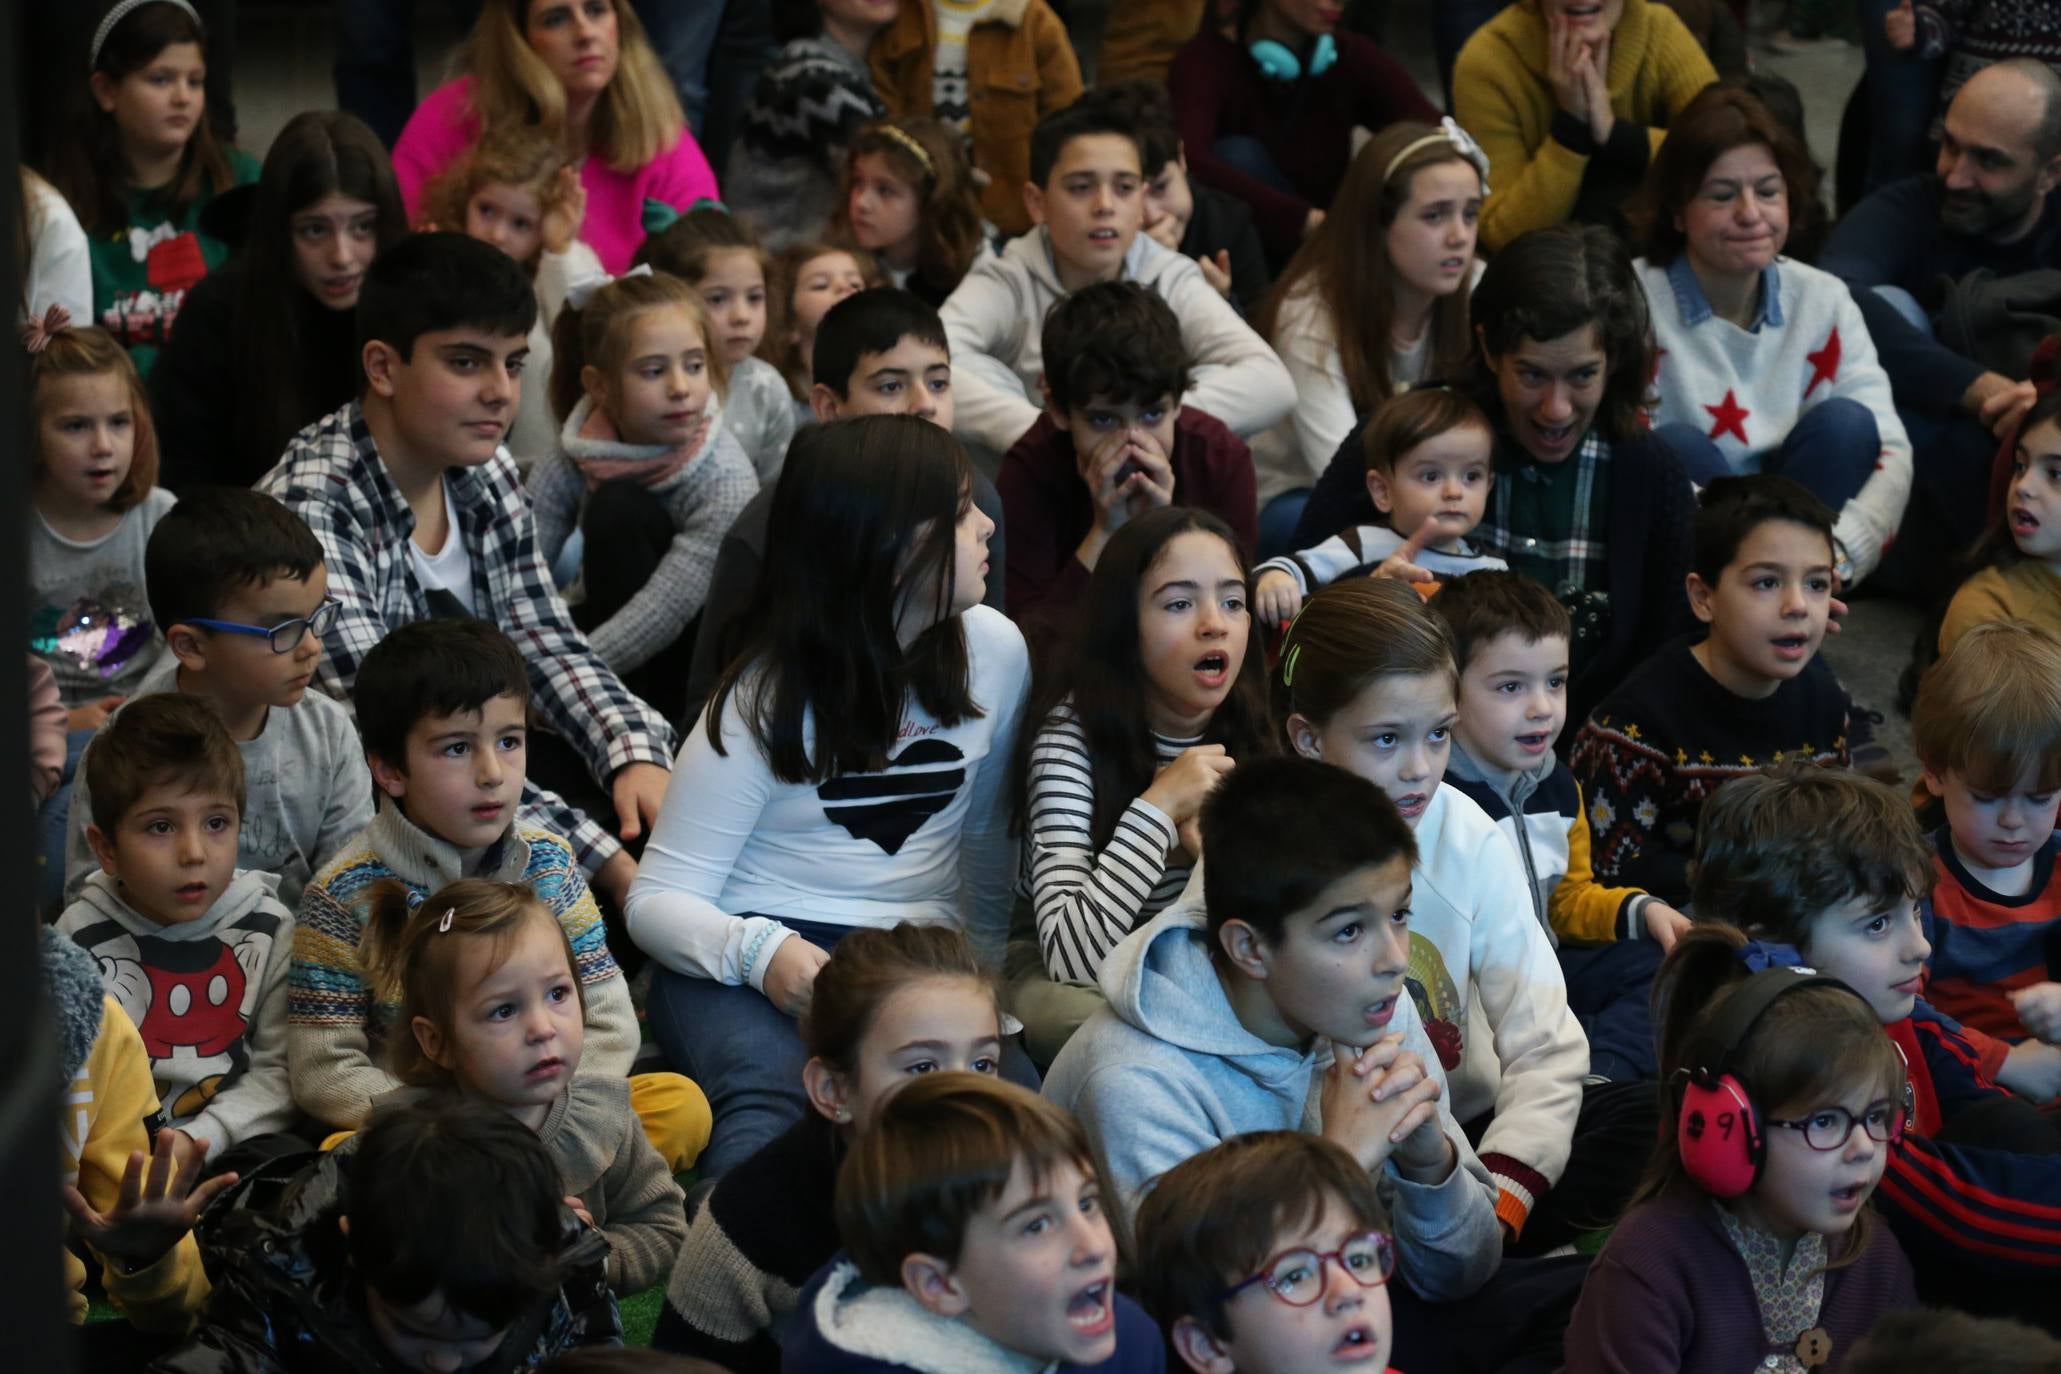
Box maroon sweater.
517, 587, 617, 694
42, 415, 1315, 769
1167, 26, 1438, 263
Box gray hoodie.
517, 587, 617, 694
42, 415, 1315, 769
1041, 905, 1503, 1302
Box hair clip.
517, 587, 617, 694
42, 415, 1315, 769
20, 304, 71, 355
438, 908, 456, 934
641, 196, 729, 236
405, 887, 426, 909
91, 0, 204, 71
564, 262, 653, 311
874, 124, 937, 179
1383, 116, 1492, 196
1736, 938, 1811, 975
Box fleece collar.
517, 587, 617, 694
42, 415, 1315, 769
71, 866, 279, 942
42, 927, 104, 1085
809, 1261, 1056, 1374
366, 800, 534, 890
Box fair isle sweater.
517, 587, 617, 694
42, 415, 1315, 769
287, 805, 637, 1130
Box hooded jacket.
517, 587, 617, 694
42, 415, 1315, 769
1040, 904, 1502, 1302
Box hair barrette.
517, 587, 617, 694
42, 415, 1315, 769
438, 908, 456, 934
564, 261, 653, 311
91, 0, 204, 71
641, 196, 728, 236
1383, 116, 1492, 196
20, 304, 71, 355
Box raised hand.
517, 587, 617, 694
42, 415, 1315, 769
1197, 249, 1234, 299
1142, 745, 1237, 828
62, 1129, 238, 1270
1370, 516, 1445, 587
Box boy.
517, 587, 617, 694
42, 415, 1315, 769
1134, 1131, 1397, 1374
1043, 756, 1502, 1303
1911, 619, 2061, 1043
288, 618, 642, 1138
65, 488, 373, 909
1254, 389, 1508, 625
1571, 474, 1850, 906
59, 695, 298, 1166
1433, 571, 1686, 1081
256, 232, 675, 909
786, 1072, 1162, 1372
940, 101, 1294, 456
999, 280, 1258, 623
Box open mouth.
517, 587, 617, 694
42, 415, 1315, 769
1194, 651, 1230, 687
1364, 995, 1398, 1030
1393, 791, 1429, 819
83, 467, 117, 483
1515, 731, 1552, 754
1533, 420, 1576, 451
2014, 507, 2040, 534
1086, 228, 1121, 246
1563, 1, 1604, 17
175, 881, 209, 902
1335, 1324, 1380, 1359
1065, 1279, 1114, 1337
1830, 1181, 1869, 1211
1770, 634, 1812, 660
1440, 256, 1467, 272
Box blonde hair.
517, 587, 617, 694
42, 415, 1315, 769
548, 268, 727, 425
418, 124, 582, 266
1912, 619, 2061, 794
28, 325, 160, 511
463, 0, 684, 172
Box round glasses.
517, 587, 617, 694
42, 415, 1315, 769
1765, 1099, 1905, 1151
185, 597, 342, 654
1221, 1230, 1396, 1308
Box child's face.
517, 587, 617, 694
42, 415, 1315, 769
1386, 160, 1482, 304
464, 182, 545, 266
290, 193, 381, 311
1057, 392, 1178, 472
1141, 156, 1195, 252
949, 1155, 1119, 1366
372, 328, 528, 469
1800, 894, 1931, 1023
178, 566, 331, 712
697, 246, 769, 365
1208, 1195, 1394, 1374
1246, 856, 1414, 1048
94, 42, 205, 160
1365, 423, 1493, 552
363, 1283, 512, 1373
1136, 530, 1251, 738
35, 371, 136, 512
1455, 631, 1569, 775
1686, 518, 1834, 698
2007, 422, 2061, 560
848, 152, 922, 256
373, 692, 528, 856
1484, 326, 1606, 466
1679, 142, 1789, 279
790, 251, 869, 346
1923, 760, 2061, 877
599, 306, 710, 448
950, 490, 996, 618
825, 337, 955, 430
1026, 135, 1144, 286
88, 778, 241, 926
417, 911, 584, 1125
829, 975, 1003, 1131
1290, 673, 1456, 827
1733, 1081, 1893, 1246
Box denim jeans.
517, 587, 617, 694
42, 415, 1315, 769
1654, 394, 1881, 512
1257, 488, 1313, 561
335, 0, 484, 149
39, 727, 95, 915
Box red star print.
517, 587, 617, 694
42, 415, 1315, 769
1804, 327, 1841, 399
1705, 389, 1751, 444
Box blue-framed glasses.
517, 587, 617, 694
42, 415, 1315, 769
1766, 1099, 1906, 1152
1221, 1230, 1396, 1308
185, 597, 342, 654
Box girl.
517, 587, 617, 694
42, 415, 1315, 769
624, 415, 1029, 1178
1941, 387, 2061, 655
635, 207, 800, 482
47, 0, 258, 376
533, 267, 760, 716
1565, 926, 1916, 1371
360, 877, 689, 1294
652, 921, 1004, 1371
149, 110, 407, 490
766, 240, 876, 415
1635, 85, 1910, 589
1252, 120, 1488, 555
1275, 577, 1594, 1248
834, 116, 986, 309
18, 168, 92, 325
1010, 507, 1273, 1062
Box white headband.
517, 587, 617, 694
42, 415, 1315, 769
1384, 116, 1492, 196
91, 0, 205, 70
563, 262, 653, 312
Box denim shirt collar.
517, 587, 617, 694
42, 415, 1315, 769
1666, 254, 1784, 331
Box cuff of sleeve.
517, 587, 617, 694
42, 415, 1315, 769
1481, 1153, 1550, 1238
1621, 893, 1653, 942
1254, 556, 1307, 594
606, 734, 677, 776
1549, 109, 1596, 156
1129, 796, 1178, 842
741, 920, 796, 994
1600, 117, 1650, 172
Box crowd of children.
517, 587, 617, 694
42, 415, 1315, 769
29, 0, 2061, 1370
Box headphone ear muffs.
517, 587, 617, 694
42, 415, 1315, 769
1248, 37, 1301, 82
1308, 33, 1338, 76
1677, 1072, 1764, 1198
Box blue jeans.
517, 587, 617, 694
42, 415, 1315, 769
1213, 135, 1297, 197
39, 727, 95, 914
1258, 488, 1313, 561
1654, 395, 1880, 513
645, 917, 1041, 1178
334, 0, 484, 150
634, 0, 772, 172
1855, 0, 1943, 195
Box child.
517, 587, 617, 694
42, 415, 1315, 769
941, 102, 1296, 458
834, 116, 987, 308
257, 231, 677, 908
20, 166, 92, 324
1942, 389, 2061, 655
1273, 578, 1589, 1244
288, 617, 642, 1141
59, 694, 298, 1166
1043, 754, 1503, 1301
1563, 930, 1917, 1370
866, 0, 1084, 238
1572, 474, 1851, 906
46, 0, 258, 375
999, 282, 1259, 627
1910, 620, 2061, 1043
785, 1072, 1161, 1371
361, 877, 689, 1293
533, 265, 759, 717
654, 922, 1006, 1371
155, 1094, 621, 1368
1134, 1132, 1398, 1374
634, 206, 800, 480
1011, 507, 1272, 1062
766, 240, 877, 414
1254, 388, 1505, 626
64, 488, 374, 909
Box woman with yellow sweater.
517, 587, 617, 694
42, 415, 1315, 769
1454, 0, 1716, 252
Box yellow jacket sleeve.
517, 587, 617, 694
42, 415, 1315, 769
1549, 786, 1652, 944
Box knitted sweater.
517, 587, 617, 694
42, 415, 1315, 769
1908, 0, 2061, 112
1570, 637, 1851, 906
287, 805, 636, 1130
1639, 255, 1912, 586
1453, 0, 1716, 251
29, 487, 177, 707
726, 36, 885, 250
1940, 559, 2061, 655
1920, 827, 2061, 1041
726, 356, 802, 485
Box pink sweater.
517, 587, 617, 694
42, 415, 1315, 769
392, 77, 718, 273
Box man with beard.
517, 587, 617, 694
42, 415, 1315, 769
1821, 58, 2061, 596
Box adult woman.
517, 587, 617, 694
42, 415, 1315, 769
391, 0, 718, 273
1635, 85, 1910, 588
149, 111, 407, 491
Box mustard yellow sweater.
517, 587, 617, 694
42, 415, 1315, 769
1453, 0, 1716, 251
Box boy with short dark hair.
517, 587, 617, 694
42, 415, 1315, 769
940, 102, 1293, 455
58, 694, 299, 1167
256, 231, 675, 909
1043, 755, 1500, 1303
999, 281, 1257, 622
787, 1072, 1162, 1372
65, 488, 373, 908
1571, 474, 1850, 906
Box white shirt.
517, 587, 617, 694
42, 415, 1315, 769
406, 480, 477, 614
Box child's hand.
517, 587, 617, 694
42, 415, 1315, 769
1196, 250, 1234, 299
1322, 1037, 1450, 1177
1254, 568, 1304, 626
1370, 517, 1442, 587
67, 695, 124, 733
1641, 901, 1692, 952
564, 1195, 596, 1228
1142, 745, 1235, 827
1884, 0, 1917, 50
761, 935, 831, 1018
2000, 1040, 2061, 1102
62, 1129, 238, 1270
2011, 982, 2061, 1043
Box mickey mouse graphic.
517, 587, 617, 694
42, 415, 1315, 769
90, 922, 275, 1119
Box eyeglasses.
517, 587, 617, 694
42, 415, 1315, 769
185, 597, 342, 654
1765, 1099, 1906, 1152
1221, 1230, 1396, 1308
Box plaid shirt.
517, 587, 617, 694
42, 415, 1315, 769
1477, 430, 1613, 662
259, 403, 678, 870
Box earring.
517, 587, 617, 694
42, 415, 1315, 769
835, 1106, 851, 1122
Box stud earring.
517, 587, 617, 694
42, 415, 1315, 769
835, 1106, 851, 1122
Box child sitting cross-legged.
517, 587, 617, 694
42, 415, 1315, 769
786, 1072, 1162, 1372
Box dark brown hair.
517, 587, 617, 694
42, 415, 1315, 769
1428, 569, 1574, 676
84, 692, 245, 835
835, 117, 985, 301
800, 922, 997, 1072
1630, 84, 1825, 267
766, 240, 882, 400
1360, 385, 1492, 475
1911, 619, 2061, 794
1275, 578, 1458, 737
29, 325, 160, 511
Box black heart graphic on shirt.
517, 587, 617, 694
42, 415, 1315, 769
818, 737, 967, 855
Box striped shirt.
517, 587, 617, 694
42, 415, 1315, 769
1920, 826, 2061, 1041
